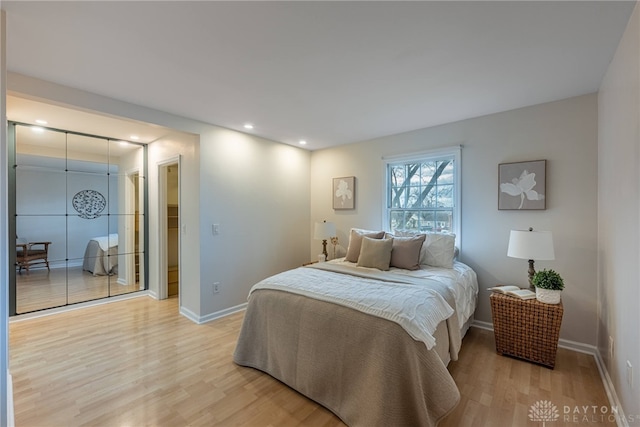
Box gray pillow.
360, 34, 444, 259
390, 234, 426, 270
345, 228, 385, 262
357, 236, 394, 270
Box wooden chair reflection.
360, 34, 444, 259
16, 241, 51, 274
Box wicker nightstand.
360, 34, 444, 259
490, 292, 563, 368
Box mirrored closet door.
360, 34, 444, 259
10, 122, 147, 314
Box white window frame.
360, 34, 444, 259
382, 146, 461, 245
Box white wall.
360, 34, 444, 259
146, 132, 200, 314
598, 1, 640, 419
1, 10, 9, 427
198, 127, 311, 316
146, 121, 311, 319
311, 94, 598, 346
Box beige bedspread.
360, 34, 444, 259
82, 240, 118, 276
233, 265, 464, 426
249, 264, 457, 351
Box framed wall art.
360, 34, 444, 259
333, 176, 355, 210
72, 189, 107, 219
498, 160, 546, 210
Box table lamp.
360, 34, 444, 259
507, 227, 555, 290
314, 220, 336, 261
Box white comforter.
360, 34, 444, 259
249, 262, 459, 350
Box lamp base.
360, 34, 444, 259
322, 239, 328, 260
528, 259, 536, 291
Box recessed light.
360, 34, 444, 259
243, 123, 254, 130
299, 140, 307, 145
31, 126, 45, 133
130, 135, 140, 140
35, 119, 48, 125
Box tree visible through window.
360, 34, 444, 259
385, 149, 460, 236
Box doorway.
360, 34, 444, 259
158, 158, 180, 300
166, 164, 179, 297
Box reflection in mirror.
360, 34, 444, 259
67, 134, 109, 173
13, 124, 146, 314
16, 126, 66, 169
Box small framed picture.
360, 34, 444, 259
498, 160, 546, 210
333, 176, 355, 210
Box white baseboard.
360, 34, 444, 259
557, 337, 598, 355
9, 291, 150, 322
49, 260, 83, 270
199, 303, 247, 324
471, 320, 596, 353
179, 306, 200, 323
594, 350, 629, 427
8, 371, 14, 427
180, 303, 248, 325
472, 319, 493, 331
470, 320, 627, 427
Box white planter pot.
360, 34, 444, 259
536, 287, 562, 304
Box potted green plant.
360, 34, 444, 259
532, 269, 564, 304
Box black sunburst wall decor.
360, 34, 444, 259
72, 190, 106, 219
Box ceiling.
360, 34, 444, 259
8, 95, 173, 145
2, 1, 636, 151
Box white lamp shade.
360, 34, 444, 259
507, 229, 555, 260
314, 221, 336, 240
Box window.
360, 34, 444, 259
384, 147, 461, 239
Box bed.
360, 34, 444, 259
234, 229, 478, 427
82, 233, 118, 276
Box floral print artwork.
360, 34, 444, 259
335, 180, 352, 205
333, 177, 355, 209
498, 160, 546, 210
500, 169, 545, 209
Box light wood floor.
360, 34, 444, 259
441, 329, 616, 427
16, 266, 141, 314
10, 297, 615, 426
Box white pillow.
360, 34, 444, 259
422, 233, 456, 268
394, 230, 456, 268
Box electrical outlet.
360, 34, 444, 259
213, 282, 220, 294
627, 361, 633, 388
609, 336, 614, 360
